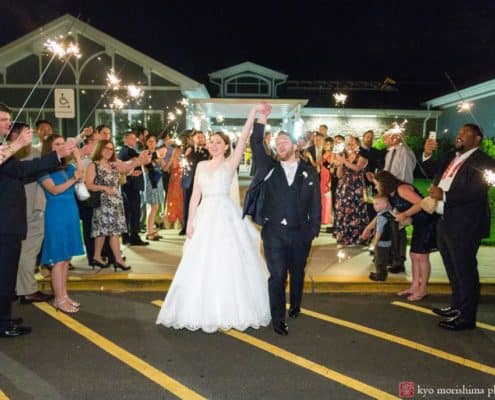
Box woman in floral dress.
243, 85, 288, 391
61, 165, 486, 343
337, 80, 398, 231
334, 135, 370, 246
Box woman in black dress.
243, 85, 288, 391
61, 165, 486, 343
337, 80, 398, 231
373, 171, 437, 301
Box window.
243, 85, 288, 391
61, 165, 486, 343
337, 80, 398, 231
225, 74, 271, 97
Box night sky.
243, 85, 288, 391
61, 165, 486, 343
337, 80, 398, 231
1, 0, 495, 105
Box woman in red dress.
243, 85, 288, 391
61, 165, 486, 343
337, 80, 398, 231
165, 147, 184, 229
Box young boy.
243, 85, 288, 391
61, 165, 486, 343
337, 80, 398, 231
369, 195, 398, 281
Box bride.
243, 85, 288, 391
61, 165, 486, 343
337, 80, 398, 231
156, 103, 271, 332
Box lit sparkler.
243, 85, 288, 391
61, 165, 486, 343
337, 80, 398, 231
457, 101, 473, 113
179, 155, 191, 174
110, 96, 125, 110
106, 70, 121, 90
484, 169, 495, 187
175, 138, 182, 146
167, 112, 176, 121
127, 84, 143, 100
385, 119, 408, 136
333, 92, 348, 106
179, 98, 189, 107
215, 114, 224, 123
175, 108, 183, 116
44, 39, 81, 59
337, 249, 347, 263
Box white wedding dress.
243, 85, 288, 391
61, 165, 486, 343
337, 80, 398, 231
156, 161, 271, 333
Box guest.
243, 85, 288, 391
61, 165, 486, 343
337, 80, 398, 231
422, 124, 495, 330
85, 140, 149, 271
372, 171, 437, 301
164, 146, 184, 230
334, 135, 369, 246
179, 130, 209, 235
118, 131, 148, 246
369, 195, 397, 281
7, 123, 53, 304
319, 138, 334, 227
305, 131, 324, 170
33, 119, 53, 150
143, 135, 167, 240
39, 135, 85, 313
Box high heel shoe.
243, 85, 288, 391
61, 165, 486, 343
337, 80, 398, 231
54, 299, 79, 313
114, 262, 131, 272
91, 259, 109, 270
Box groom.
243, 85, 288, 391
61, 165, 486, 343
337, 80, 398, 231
244, 105, 321, 336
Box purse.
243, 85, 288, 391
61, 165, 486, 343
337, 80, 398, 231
74, 181, 90, 201
83, 190, 101, 208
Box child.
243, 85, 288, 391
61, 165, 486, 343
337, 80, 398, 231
369, 195, 398, 281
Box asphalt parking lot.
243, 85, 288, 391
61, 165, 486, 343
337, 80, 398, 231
1, 292, 494, 400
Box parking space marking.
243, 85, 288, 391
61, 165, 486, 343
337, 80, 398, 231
34, 302, 205, 400
298, 306, 495, 376
0, 390, 9, 400
152, 300, 399, 400
391, 301, 495, 332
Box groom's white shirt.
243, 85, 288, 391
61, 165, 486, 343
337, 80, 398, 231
280, 160, 298, 186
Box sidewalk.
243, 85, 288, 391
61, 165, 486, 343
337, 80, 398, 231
38, 227, 495, 294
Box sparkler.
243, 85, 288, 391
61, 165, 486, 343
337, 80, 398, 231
167, 112, 176, 121
33, 39, 83, 123
106, 70, 121, 90
179, 155, 191, 174
215, 114, 224, 123
457, 101, 473, 113
110, 97, 125, 110
484, 169, 495, 187
127, 84, 143, 100
333, 92, 347, 106
445, 72, 481, 127
179, 98, 189, 107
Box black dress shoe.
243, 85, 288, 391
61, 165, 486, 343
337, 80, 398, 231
20, 291, 54, 304
129, 239, 149, 246
369, 272, 387, 281
273, 321, 289, 336
388, 265, 406, 273
432, 306, 460, 318
0, 325, 32, 338
438, 317, 475, 331
288, 308, 300, 318
178, 229, 186, 236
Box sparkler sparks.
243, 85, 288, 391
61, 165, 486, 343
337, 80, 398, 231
385, 119, 408, 136
215, 114, 224, 123
110, 96, 125, 110
333, 92, 348, 106
167, 112, 176, 121
127, 84, 143, 100
44, 39, 81, 59
106, 70, 121, 90
484, 169, 495, 187
179, 98, 189, 107
457, 101, 473, 113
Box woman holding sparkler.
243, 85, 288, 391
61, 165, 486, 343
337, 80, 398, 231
373, 171, 437, 301
39, 135, 85, 313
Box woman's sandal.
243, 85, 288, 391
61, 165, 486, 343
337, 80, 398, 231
64, 295, 80, 308
54, 298, 79, 313
146, 233, 160, 241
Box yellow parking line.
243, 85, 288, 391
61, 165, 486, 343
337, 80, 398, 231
391, 301, 495, 333
0, 390, 9, 400
299, 306, 495, 376
152, 300, 399, 400
34, 302, 205, 400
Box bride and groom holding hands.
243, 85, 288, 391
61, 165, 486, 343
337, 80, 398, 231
156, 103, 321, 336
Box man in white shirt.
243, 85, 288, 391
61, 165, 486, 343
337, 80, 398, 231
383, 129, 416, 184
422, 124, 495, 331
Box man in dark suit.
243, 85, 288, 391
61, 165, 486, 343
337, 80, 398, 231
179, 130, 209, 235
118, 131, 148, 246
244, 105, 321, 336
422, 123, 495, 331
0, 103, 74, 337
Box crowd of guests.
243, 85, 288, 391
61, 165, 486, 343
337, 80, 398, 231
1, 98, 493, 334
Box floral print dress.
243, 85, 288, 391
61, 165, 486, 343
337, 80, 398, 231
334, 161, 370, 245
91, 162, 127, 237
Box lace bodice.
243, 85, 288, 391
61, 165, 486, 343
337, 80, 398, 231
198, 161, 233, 198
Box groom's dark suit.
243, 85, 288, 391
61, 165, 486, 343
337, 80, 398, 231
422, 148, 495, 324
245, 122, 321, 326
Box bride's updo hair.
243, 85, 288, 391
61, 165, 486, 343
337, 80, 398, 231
212, 131, 231, 157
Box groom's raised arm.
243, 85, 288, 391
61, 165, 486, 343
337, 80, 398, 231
250, 109, 273, 173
